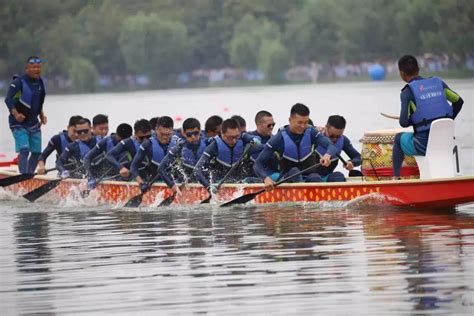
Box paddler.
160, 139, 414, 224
56, 118, 100, 178
204, 115, 223, 138
4, 56, 47, 174
314, 115, 362, 181
254, 103, 337, 190
194, 118, 263, 193
158, 118, 209, 194
247, 111, 279, 177
392, 55, 464, 179
106, 119, 152, 180
36, 115, 83, 174
92, 114, 109, 138
131, 116, 177, 193
83, 123, 133, 189
248, 110, 275, 145
230, 115, 247, 133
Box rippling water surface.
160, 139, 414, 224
1, 198, 474, 314
1, 81, 473, 314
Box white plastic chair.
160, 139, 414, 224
414, 118, 458, 179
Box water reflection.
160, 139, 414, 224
2, 203, 473, 314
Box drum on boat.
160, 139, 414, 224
360, 129, 419, 181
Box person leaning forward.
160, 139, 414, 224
37, 115, 82, 175
314, 115, 362, 182
131, 116, 177, 193
193, 118, 263, 193
254, 103, 337, 191
4, 56, 47, 174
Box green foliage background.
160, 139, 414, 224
1, 0, 472, 91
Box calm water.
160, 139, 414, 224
1, 81, 474, 314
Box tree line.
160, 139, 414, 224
1, 0, 472, 92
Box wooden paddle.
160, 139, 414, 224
124, 172, 162, 208
80, 167, 118, 198
23, 165, 82, 202
0, 167, 57, 187
380, 112, 400, 120
200, 142, 254, 204
220, 158, 337, 207
315, 148, 348, 168
156, 184, 186, 207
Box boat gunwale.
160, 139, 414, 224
1, 169, 474, 189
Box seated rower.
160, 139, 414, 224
231, 115, 247, 133
204, 115, 223, 138
158, 118, 209, 194
392, 55, 464, 179
37, 115, 82, 174
314, 115, 362, 182
149, 117, 159, 138
131, 116, 176, 193
106, 119, 152, 180
248, 110, 275, 145
194, 118, 263, 192
92, 114, 109, 138
254, 103, 337, 190
247, 111, 279, 177
84, 123, 133, 189
56, 118, 100, 179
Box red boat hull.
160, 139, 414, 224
1, 170, 473, 208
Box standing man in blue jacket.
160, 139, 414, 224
4, 56, 47, 174
392, 55, 464, 179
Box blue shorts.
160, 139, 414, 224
400, 132, 417, 156
11, 125, 42, 153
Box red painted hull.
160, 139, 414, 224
1, 170, 473, 208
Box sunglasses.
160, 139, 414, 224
76, 129, 90, 135
185, 131, 200, 137
28, 58, 42, 64
137, 134, 152, 141
226, 135, 240, 141
266, 123, 276, 128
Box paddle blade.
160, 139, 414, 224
220, 190, 263, 207
124, 193, 144, 208
0, 173, 34, 187
200, 195, 211, 204
80, 189, 91, 198
158, 193, 176, 207
23, 179, 62, 202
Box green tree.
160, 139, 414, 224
229, 14, 281, 69
118, 12, 189, 84
258, 40, 290, 83
68, 58, 99, 92
284, 0, 340, 64
40, 15, 80, 77
75, 1, 127, 75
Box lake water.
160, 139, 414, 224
1, 80, 474, 314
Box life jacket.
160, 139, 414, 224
124, 138, 141, 162
408, 77, 453, 133
150, 137, 168, 167
105, 135, 116, 152
279, 127, 318, 174
18, 79, 33, 111
215, 137, 244, 168
58, 132, 70, 154
181, 138, 207, 169
13, 78, 44, 118
77, 136, 99, 160
316, 134, 344, 156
